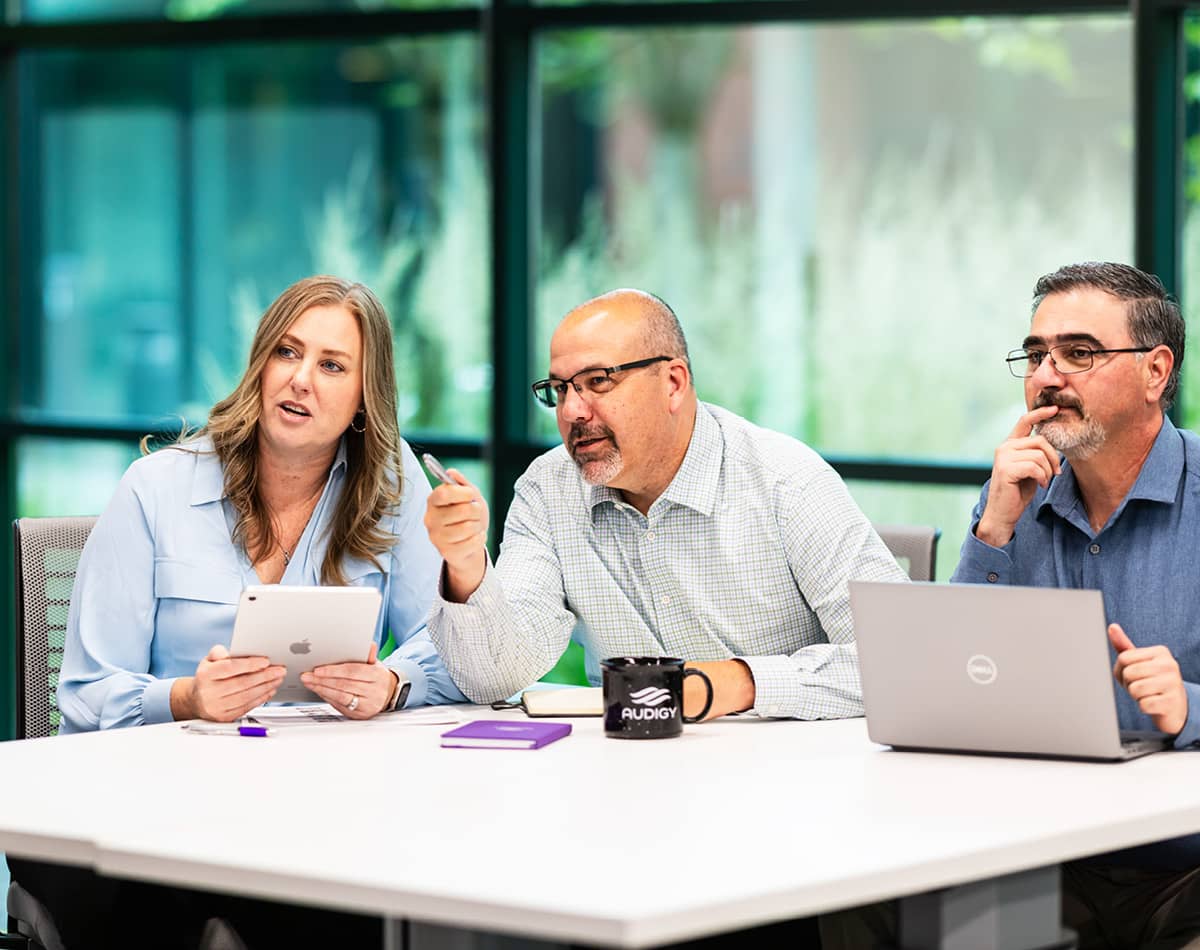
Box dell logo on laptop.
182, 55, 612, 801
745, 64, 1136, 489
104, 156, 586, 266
966, 654, 998, 685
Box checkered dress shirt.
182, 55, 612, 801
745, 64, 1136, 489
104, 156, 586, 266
428, 404, 908, 718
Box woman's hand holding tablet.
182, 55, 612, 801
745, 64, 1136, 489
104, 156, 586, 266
301, 641, 400, 719
170, 644, 286, 723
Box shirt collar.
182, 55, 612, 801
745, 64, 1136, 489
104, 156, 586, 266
586, 404, 721, 518
189, 436, 350, 507
1038, 415, 1182, 521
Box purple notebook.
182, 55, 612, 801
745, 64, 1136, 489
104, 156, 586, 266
441, 719, 571, 750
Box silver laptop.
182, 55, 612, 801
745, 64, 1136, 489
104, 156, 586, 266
849, 581, 1170, 762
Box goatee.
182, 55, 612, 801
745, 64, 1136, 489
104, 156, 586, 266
568, 424, 623, 485
1032, 392, 1106, 459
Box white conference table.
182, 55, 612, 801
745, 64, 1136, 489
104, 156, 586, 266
1, 708, 1200, 948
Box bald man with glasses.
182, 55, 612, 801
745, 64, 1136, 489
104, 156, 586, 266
422, 288, 906, 722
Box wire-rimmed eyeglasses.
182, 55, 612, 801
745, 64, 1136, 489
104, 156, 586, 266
531, 356, 673, 408
1005, 343, 1155, 379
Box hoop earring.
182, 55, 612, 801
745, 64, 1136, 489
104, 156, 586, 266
351, 409, 367, 434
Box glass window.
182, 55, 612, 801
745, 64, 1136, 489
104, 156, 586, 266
536, 0, 786, 4
844, 479, 985, 582
410, 455, 490, 501
27, 37, 489, 439
535, 17, 1133, 457
22, 0, 477, 24
1180, 14, 1200, 430
17, 438, 142, 517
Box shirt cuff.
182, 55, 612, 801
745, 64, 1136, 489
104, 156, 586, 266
434, 558, 507, 624
951, 523, 1015, 585
1173, 681, 1200, 749
142, 677, 177, 725
736, 654, 800, 718
436, 555, 497, 604
385, 658, 425, 709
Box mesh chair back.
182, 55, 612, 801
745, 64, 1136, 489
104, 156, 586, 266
874, 523, 940, 582
14, 516, 97, 740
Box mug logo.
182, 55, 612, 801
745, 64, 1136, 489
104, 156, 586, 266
966, 654, 998, 685
622, 685, 677, 721
629, 686, 673, 707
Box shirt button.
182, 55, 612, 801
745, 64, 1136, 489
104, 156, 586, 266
1089, 543, 1101, 555
646, 531, 655, 542
662, 595, 672, 606
986, 572, 999, 583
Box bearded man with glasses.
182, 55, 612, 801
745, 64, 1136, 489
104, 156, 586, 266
422, 288, 906, 723
826, 262, 1200, 950
959, 262, 1200, 947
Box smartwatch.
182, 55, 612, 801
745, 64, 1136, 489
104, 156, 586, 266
386, 671, 412, 711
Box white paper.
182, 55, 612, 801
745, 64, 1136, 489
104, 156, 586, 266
244, 703, 465, 727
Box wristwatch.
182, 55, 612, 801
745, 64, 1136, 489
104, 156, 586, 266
386, 671, 412, 711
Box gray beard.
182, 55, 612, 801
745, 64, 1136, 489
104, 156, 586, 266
1037, 416, 1107, 460
576, 446, 623, 486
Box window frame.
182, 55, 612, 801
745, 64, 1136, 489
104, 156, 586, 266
0, 0, 1180, 740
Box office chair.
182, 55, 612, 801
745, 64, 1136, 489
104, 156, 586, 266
874, 523, 940, 582
5, 516, 97, 950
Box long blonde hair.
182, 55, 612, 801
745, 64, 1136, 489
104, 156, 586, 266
197, 276, 404, 585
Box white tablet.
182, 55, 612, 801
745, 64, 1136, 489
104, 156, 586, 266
229, 585, 383, 703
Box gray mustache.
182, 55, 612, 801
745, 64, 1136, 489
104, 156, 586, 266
1034, 392, 1084, 414
568, 427, 613, 450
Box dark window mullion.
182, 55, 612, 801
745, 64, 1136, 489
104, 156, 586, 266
517, 0, 1127, 32
487, 0, 533, 540
0, 9, 482, 50
1134, 0, 1184, 423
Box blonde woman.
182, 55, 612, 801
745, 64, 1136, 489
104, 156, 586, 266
58, 274, 466, 731
12, 276, 467, 950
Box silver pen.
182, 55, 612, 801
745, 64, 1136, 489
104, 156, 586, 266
182, 722, 273, 738
421, 453, 456, 486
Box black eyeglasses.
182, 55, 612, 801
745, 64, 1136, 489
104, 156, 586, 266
531, 356, 673, 408
1005, 343, 1155, 379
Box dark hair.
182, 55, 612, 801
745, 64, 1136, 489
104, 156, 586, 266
1033, 262, 1185, 410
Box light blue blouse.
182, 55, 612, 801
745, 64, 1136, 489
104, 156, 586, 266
57, 436, 466, 733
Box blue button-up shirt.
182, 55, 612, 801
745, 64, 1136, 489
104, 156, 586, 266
58, 437, 466, 733
952, 417, 1200, 867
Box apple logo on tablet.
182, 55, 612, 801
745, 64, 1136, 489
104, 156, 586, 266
290, 639, 312, 655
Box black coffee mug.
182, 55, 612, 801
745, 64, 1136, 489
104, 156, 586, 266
601, 656, 714, 739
